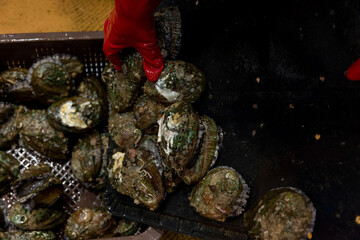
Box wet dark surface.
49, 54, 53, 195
107, 0, 360, 239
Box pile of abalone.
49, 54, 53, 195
0, 5, 317, 240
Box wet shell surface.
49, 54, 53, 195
244, 187, 316, 240
70, 130, 102, 188
121, 51, 146, 80
144, 60, 206, 104
19, 109, 69, 160
116, 219, 140, 236
77, 76, 108, 117
108, 145, 164, 211
0, 68, 37, 103
64, 207, 116, 240
9, 202, 66, 230
3, 230, 56, 240
12, 163, 63, 210
133, 94, 165, 130
157, 101, 199, 171
108, 112, 143, 151
28, 57, 73, 105
52, 54, 84, 79
189, 166, 249, 222
47, 96, 102, 133
102, 64, 143, 113
180, 115, 220, 185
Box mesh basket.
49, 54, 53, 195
3, 147, 85, 211
0, 31, 163, 240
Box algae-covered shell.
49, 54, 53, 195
64, 207, 116, 240
47, 96, 102, 133
13, 164, 63, 210
189, 166, 249, 222
157, 101, 199, 171
116, 219, 140, 236
133, 94, 165, 130
19, 109, 69, 160
29, 57, 72, 105
0, 105, 25, 150
244, 187, 316, 240
9, 202, 66, 230
155, 6, 182, 59
108, 112, 142, 151
0, 68, 37, 103
144, 60, 205, 104
181, 115, 221, 185
5, 230, 56, 240
71, 130, 102, 187
121, 51, 146, 81
102, 65, 142, 113
86, 133, 110, 190
77, 76, 108, 116
52, 54, 84, 79
107, 145, 164, 211
0, 151, 20, 195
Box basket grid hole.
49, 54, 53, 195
4, 147, 88, 212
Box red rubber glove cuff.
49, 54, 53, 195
346, 58, 360, 81
103, 0, 164, 82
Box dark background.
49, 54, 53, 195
156, 0, 360, 239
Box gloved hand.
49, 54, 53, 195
346, 58, 360, 81
103, 0, 164, 82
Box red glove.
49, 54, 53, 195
346, 58, 360, 81
103, 0, 164, 82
